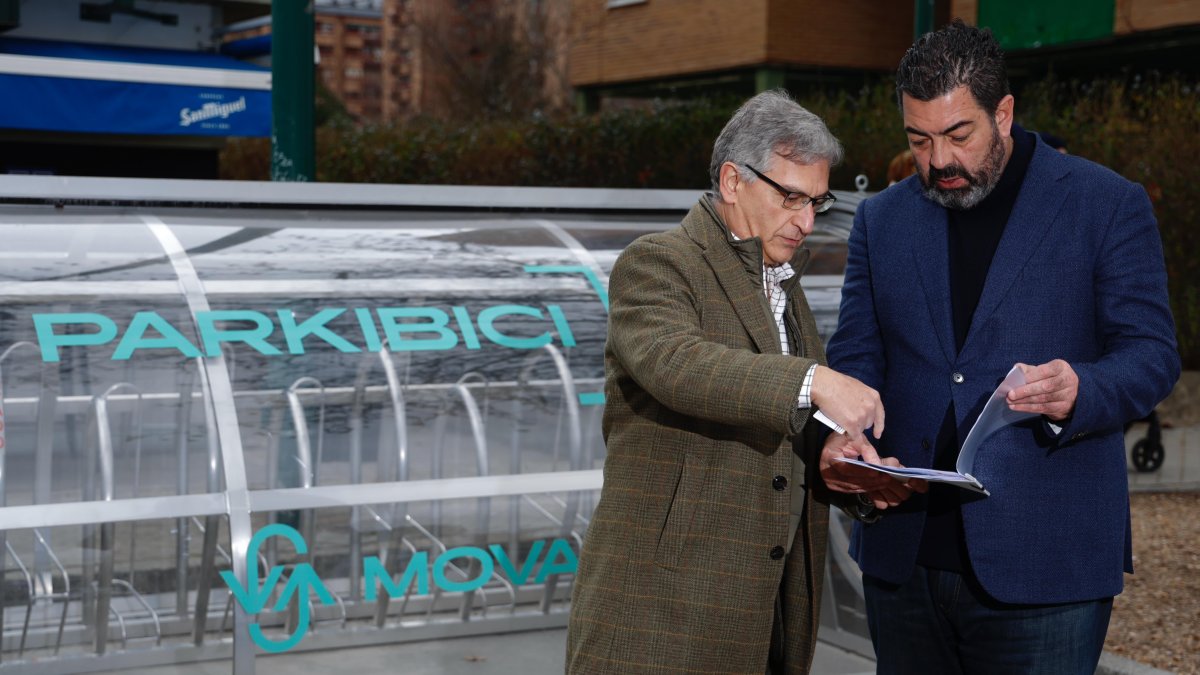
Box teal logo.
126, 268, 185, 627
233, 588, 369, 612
29, 266, 610, 406
220, 524, 334, 653
222, 524, 578, 652
31, 304, 578, 362
30, 266, 608, 362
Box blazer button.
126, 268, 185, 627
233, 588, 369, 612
952, 372, 965, 384
922, 438, 932, 450
773, 475, 788, 491
770, 545, 785, 560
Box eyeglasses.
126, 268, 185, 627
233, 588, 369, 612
744, 164, 837, 213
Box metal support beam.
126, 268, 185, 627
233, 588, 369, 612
271, 1, 315, 182
574, 89, 599, 115
915, 0, 935, 40
755, 67, 786, 93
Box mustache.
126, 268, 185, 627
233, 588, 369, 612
927, 164, 976, 186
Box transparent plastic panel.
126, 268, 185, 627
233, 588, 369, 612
0, 517, 235, 668
0, 215, 223, 512
153, 211, 648, 491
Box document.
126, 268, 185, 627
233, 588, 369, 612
831, 366, 1038, 496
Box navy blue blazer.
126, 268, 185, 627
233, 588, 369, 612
827, 139, 1181, 604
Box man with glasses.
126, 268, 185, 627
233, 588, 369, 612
825, 21, 1180, 673
566, 90, 919, 674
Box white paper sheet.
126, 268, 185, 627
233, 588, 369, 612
832, 458, 992, 494
833, 365, 1039, 497
954, 365, 1038, 477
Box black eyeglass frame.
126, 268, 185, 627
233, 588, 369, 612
743, 164, 837, 213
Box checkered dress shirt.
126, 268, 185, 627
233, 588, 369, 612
731, 232, 817, 408
764, 263, 816, 408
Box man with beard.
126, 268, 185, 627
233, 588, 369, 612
821, 20, 1180, 673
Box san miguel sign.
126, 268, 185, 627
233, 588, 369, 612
179, 96, 248, 128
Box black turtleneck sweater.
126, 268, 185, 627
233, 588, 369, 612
916, 125, 1036, 575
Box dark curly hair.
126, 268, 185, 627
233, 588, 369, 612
896, 19, 1010, 114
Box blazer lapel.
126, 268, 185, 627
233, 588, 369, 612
910, 188, 957, 366
960, 144, 1069, 356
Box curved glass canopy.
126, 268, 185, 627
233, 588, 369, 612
0, 176, 868, 673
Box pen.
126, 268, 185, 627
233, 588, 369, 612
813, 410, 846, 435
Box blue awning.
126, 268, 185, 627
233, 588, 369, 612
0, 37, 271, 138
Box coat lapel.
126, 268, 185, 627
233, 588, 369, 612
683, 199, 781, 355
910, 186, 957, 366
960, 144, 1070, 356
705, 240, 783, 356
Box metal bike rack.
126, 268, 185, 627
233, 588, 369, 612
83, 382, 163, 654
190, 357, 225, 648
282, 376, 349, 636
445, 373, 517, 621
3, 529, 69, 657
0, 341, 61, 663
77, 384, 165, 653
509, 344, 588, 613
349, 348, 417, 627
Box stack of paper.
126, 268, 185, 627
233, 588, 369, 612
829, 365, 1037, 496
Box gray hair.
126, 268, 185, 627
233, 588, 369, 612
708, 89, 843, 196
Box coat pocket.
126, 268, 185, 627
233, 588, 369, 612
652, 453, 695, 570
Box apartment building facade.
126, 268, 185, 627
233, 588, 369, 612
569, 0, 1200, 109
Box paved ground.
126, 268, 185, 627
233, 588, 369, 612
122, 627, 875, 675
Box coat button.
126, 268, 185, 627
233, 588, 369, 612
922, 438, 932, 450
770, 545, 785, 560
952, 372, 965, 384
773, 475, 788, 491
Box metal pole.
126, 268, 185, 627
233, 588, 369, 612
271, 0, 315, 182
914, 0, 935, 40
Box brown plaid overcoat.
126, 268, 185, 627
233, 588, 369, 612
566, 197, 832, 674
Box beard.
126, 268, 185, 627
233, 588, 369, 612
918, 125, 1007, 210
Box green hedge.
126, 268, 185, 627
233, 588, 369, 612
221, 76, 1199, 367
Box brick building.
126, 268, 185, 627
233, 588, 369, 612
224, 0, 569, 123
223, 0, 387, 123
569, 0, 1200, 110
316, 4, 385, 122
569, 0, 921, 109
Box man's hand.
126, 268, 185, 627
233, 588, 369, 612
1006, 360, 1079, 421
810, 365, 885, 442
819, 434, 926, 510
